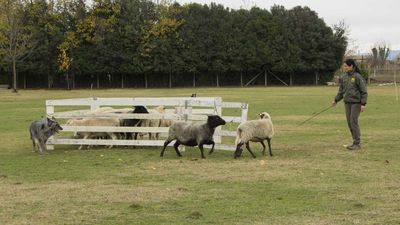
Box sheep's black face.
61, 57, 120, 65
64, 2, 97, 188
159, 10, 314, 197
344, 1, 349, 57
207, 115, 226, 128
133, 105, 149, 113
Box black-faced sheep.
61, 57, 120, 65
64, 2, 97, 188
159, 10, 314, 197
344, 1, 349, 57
234, 112, 274, 158
160, 115, 226, 159
121, 105, 149, 140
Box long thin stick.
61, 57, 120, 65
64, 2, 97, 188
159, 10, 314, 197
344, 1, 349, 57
298, 105, 334, 126
395, 69, 398, 101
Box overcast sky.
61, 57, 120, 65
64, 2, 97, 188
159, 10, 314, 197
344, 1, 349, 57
173, 0, 400, 53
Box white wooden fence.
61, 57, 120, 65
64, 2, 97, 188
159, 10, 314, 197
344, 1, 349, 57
46, 97, 248, 151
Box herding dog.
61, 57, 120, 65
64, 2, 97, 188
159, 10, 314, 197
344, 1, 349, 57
29, 117, 63, 154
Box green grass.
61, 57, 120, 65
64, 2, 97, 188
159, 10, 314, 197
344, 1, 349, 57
0, 86, 399, 225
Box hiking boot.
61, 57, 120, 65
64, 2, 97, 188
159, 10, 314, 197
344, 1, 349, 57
346, 144, 361, 150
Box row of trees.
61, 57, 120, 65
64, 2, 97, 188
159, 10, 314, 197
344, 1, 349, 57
0, 0, 348, 90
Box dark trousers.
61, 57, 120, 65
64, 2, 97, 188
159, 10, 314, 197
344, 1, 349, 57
345, 103, 361, 145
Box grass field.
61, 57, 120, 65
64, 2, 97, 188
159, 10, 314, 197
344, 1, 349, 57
0, 86, 399, 225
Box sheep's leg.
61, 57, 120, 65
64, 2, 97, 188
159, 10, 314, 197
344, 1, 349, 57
133, 132, 139, 140
108, 133, 117, 148
260, 141, 266, 155
208, 141, 216, 155
173, 141, 182, 157
160, 139, 173, 157
267, 138, 273, 157
245, 142, 256, 158
79, 134, 90, 150
234, 142, 244, 159
198, 142, 206, 159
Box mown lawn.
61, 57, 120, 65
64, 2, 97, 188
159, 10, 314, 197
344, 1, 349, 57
0, 86, 399, 225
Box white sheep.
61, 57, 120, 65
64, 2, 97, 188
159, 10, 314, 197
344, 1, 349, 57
139, 105, 166, 140
66, 118, 120, 150
85, 107, 115, 115
234, 112, 274, 158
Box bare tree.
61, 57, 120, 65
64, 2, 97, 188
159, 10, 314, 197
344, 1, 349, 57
371, 42, 390, 68
0, 0, 35, 92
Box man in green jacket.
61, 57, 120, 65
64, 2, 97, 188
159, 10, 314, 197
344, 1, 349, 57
332, 59, 368, 150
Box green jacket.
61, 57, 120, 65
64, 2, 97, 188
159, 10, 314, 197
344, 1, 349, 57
334, 71, 368, 105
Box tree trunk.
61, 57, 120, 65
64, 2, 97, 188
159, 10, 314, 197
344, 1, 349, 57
72, 74, 75, 89
66, 72, 70, 90
264, 70, 267, 87
12, 58, 17, 92
47, 72, 51, 89
145, 74, 148, 88
121, 74, 124, 88
23, 73, 26, 89
169, 70, 172, 88
97, 74, 99, 88
193, 72, 196, 88
240, 71, 243, 87
216, 73, 219, 87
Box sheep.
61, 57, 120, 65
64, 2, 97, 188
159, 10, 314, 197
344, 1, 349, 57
66, 117, 120, 150
139, 105, 166, 140
160, 115, 226, 159
234, 112, 274, 159
121, 105, 149, 140
85, 107, 115, 115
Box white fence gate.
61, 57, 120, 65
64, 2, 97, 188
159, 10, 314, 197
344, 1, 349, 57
46, 97, 248, 151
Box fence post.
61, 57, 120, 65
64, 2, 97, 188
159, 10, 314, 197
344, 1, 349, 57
214, 97, 223, 143
90, 97, 99, 111
46, 101, 55, 150
241, 103, 248, 123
